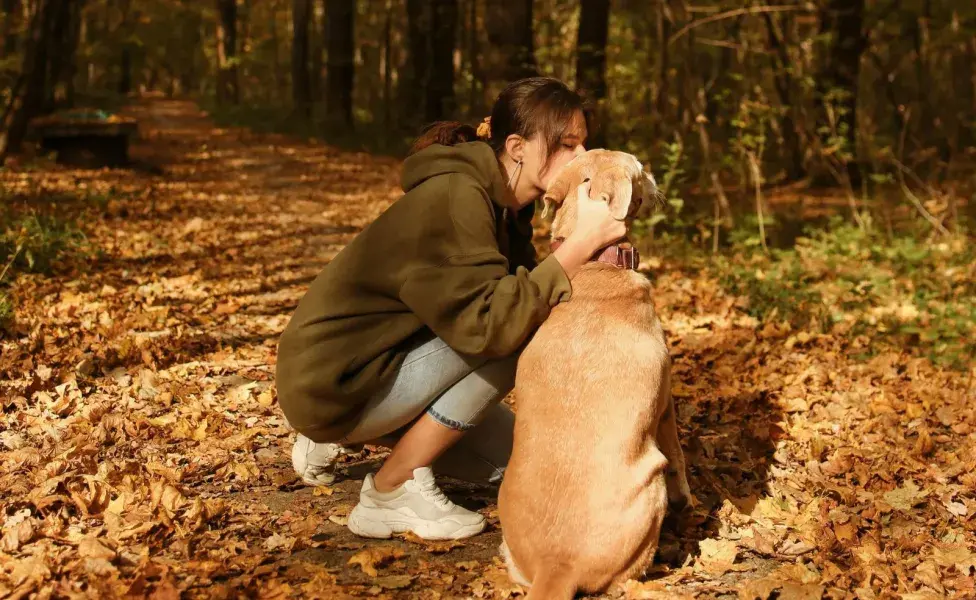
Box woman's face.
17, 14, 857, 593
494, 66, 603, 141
511, 111, 588, 207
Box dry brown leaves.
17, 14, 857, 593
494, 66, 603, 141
1, 98, 973, 598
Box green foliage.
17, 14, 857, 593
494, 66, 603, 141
0, 292, 12, 330
714, 217, 976, 370
632, 136, 687, 238
0, 212, 87, 275
0, 185, 107, 329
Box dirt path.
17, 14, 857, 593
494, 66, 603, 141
1, 98, 973, 599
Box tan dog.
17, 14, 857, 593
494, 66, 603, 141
498, 150, 693, 599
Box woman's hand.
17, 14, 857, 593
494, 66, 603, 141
570, 182, 627, 253
551, 182, 627, 279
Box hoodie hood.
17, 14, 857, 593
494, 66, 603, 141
401, 141, 511, 208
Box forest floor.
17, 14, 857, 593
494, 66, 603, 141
1, 97, 974, 600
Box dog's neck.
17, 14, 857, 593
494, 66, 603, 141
550, 237, 640, 271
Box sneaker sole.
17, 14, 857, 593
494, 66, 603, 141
347, 504, 486, 541
301, 473, 336, 486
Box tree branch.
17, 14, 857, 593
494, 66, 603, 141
668, 3, 816, 46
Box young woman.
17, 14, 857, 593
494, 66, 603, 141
275, 77, 626, 540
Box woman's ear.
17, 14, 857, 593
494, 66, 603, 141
504, 134, 524, 163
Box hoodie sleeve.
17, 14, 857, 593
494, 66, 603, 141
398, 175, 572, 358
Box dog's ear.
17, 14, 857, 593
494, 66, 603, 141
541, 160, 580, 218
640, 169, 659, 205
591, 173, 634, 221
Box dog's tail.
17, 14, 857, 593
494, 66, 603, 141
526, 562, 577, 600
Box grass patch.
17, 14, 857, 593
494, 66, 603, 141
0, 212, 88, 274
712, 217, 975, 369
0, 184, 109, 331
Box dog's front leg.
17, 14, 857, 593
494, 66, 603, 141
657, 390, 693, 510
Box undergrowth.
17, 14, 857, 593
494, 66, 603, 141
0, 185, 108, 331
712, 216, 975, 370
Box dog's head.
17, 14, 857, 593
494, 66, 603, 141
542, 149, 658, 240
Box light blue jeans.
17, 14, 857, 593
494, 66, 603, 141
339, 336, 517, 484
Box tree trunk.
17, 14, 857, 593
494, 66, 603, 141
118, 0, 132, 94
292, 0, 312, 116
383, 0, 392, 135
0, 0, 54, 159
216, 0, 239, 105
576, 0, 611, 147
426, 0, 457, 122
177, 5, 203, 95
310, 0, 323, 102
44, 0, 84, 110
401, 0, 429, 129
654, 1, 671, 138
2, 0, 20, 56
817, 0, 865, 183
576, 0, 610, 99
61, 1, 84, 106
467, 0, 482, 116
484, 0, 535, 87
763, 12, 804, 180
325, 0, 354, 128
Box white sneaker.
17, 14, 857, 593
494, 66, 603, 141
347, 467, 486, 540
291, 434, 355, 486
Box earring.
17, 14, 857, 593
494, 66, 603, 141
507, 159, 523, 188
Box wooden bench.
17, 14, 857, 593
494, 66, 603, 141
30, 110, 138, 168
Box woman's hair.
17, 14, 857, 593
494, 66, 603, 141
409, 77, 589, 159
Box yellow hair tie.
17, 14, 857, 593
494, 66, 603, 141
476, 117, 491, 140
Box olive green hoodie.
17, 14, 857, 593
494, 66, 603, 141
275, 141, 573, 442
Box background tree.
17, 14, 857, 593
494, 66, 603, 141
0, 0, 59, 158
325, 0, 354, 128
817, 0, 866, 184
291, 0, 312, 117
576, 0, 611, 147
484, 0, 536, 96
215, 0, 238, 105
2, 0, 20, 57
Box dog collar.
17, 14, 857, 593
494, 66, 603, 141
550, 238, 640, 270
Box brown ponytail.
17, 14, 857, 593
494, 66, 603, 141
409, 121, 479, 155
408, 77, 589, 161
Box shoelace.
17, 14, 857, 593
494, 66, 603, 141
416, 478, 455, 511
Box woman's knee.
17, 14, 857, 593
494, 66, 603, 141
425, 353, 519, 430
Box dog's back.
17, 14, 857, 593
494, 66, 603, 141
499, 265, 672, 596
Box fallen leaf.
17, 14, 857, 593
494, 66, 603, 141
932, 544, 976, 575
373, 575, 415, 590
1, 518, 34, 552
883, 480, 929, 512
945, 501, 968, 517
402, 531, 463, 554
833, 521, 858, 544
264, 533, 297, 553
347, 546, 405, 577
78, 537, 116, 560
696, 538, 738, 575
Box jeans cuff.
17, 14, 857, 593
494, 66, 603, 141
426, 407, 476, 431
